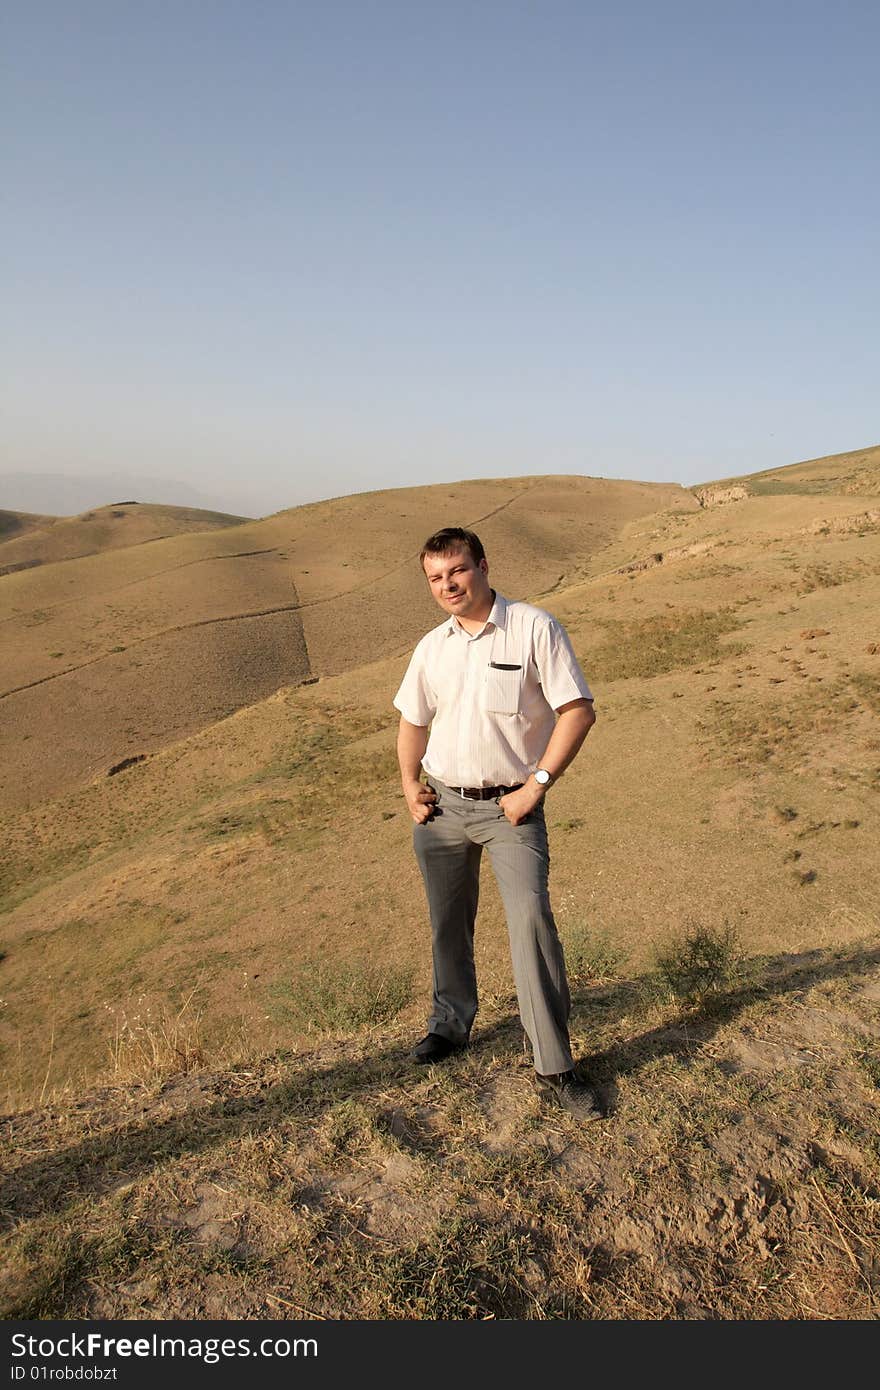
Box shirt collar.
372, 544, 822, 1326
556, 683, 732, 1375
445, 590, 507, 637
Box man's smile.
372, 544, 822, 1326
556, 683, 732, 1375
422, 544, 494, 628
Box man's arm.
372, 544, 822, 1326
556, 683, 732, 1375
536, 697, 595, 780
397, 717, 438, 824
499, 698, 595, 825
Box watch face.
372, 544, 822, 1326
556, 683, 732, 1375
535, 769, 551, 785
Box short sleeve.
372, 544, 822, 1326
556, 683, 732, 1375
393, 641, 437, 726
532, 617, 593, 711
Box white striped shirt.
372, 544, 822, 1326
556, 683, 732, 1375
393, 591, 593, 788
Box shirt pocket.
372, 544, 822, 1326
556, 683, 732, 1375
484, 663, 523, 714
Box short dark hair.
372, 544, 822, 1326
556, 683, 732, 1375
419, 527, 486, 567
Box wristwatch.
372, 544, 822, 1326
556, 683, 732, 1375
533, 768, 553, 788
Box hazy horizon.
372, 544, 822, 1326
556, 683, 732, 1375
3, 438, 879, 523
0, 460, 690, 520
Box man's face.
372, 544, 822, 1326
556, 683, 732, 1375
422, 547, 492, 621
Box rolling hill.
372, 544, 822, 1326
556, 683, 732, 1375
694, 442, 880, 502
0, 500, 251, 575
1, 448, 878, 1094
0, 510, 56, 547
0, 475, 691, 808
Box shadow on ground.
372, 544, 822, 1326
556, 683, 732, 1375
2, 938, 878, 1225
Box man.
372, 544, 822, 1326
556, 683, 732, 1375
393, 526, 600, 1121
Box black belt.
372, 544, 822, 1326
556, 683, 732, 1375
441, 783, 523, 800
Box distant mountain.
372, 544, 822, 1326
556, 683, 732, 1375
0, 501, 252, 574
0, 509, 54, 543
0, 472, 259, 518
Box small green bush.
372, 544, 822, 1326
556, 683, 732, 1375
270, 958, 413, 1033
561, 923, 626, 985
654, 922, 744, 1003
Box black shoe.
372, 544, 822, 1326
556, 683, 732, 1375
410, 1033, 466, 1065
534, 1069, 602, 1122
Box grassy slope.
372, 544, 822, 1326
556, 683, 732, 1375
1, 454, 878, 1318
0, 511, 56, 545
694, 442, 880, 497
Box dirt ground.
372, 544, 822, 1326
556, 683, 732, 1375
1, 936, 878, 1319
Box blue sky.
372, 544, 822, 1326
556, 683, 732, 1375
3, 1, 878, 516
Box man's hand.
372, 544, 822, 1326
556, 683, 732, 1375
404, 779, 437, 824
498, 781, 544, 826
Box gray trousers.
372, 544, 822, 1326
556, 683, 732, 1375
412, 778, 574, 1075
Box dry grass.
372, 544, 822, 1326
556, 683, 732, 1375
796, 559, 878, 593
560, 923, 627, 986
268, 959, 414, 1033
2, 936, 878, 1320
106, 987, 207, 1086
